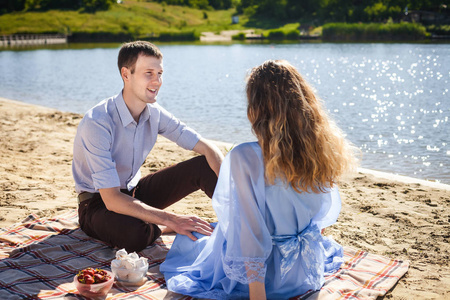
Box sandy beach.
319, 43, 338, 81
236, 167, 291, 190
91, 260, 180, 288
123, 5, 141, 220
0, 97, 449, 299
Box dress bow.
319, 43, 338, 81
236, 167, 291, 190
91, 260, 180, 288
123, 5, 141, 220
272, 223, 324, 287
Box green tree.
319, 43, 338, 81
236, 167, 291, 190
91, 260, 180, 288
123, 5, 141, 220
0, 0, 26, 12
286, 0, 321, 19
257, 0, 288, 19
319, 0, 361, 22
40, 0, 80, 10
364, 2, 389, 21
188, 0, 210, 9
236, 0, 258, 14
209, 0, 232, 9
81, 0, 115, 12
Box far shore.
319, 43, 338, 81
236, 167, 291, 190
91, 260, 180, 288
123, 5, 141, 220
2, 27, 449, 47
0, 97, 449, 299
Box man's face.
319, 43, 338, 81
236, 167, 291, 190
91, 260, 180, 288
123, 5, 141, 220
127, 54, 163, 104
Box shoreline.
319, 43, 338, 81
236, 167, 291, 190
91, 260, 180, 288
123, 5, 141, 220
1, 37, 450, 52
1, 97, 449, 299
2, 30, 449, 45
357, 167, 450, 191
3, 96, 449, 187
207, 140, 450, 191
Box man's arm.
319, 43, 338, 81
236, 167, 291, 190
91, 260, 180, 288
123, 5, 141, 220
99, 187, 213, 240
192, 138, 224, 177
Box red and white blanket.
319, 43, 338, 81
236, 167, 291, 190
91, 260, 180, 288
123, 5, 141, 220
0, 210, 409, 299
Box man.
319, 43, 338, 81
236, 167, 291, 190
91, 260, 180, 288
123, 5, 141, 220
72, 41, 224, 252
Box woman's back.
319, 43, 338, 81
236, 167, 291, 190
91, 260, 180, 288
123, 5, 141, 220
228, 142, 341, 237
161, 142, 344, 299
161, 59, 354, 299
265, 181, 323, 236
226, 142, 344, 298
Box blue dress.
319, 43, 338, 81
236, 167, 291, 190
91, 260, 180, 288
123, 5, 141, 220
160, 142, 344, 299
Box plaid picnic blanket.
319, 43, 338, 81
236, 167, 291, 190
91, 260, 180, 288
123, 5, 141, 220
0, 210, 409, 299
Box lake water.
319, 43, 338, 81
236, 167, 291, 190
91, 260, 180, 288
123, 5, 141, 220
1, 42, 449, 184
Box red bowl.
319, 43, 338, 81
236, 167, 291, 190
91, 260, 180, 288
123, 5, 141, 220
73, 270, 114, 298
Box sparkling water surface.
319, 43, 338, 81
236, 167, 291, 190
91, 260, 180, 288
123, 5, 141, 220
1, 43, 449, 183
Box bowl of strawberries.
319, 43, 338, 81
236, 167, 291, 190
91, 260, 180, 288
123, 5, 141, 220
74, 267, 114, 298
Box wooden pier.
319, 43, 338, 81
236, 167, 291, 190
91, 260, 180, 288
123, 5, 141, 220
0, 34, 67, 47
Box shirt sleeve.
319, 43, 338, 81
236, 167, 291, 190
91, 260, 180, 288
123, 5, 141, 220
79, 116, 121, 190
156, 104, 201, 150
212, 143, 272, 284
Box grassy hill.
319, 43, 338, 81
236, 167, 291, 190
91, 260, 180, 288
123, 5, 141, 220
0, 0, 250, 38
0, 1, 435, 42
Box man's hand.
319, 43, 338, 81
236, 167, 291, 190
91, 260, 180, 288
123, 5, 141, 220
164, 213, 214, 241
193, 138, 224, 177
99, 187, 214, 241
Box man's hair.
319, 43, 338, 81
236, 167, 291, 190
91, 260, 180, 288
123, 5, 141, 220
118, 41, 163, 74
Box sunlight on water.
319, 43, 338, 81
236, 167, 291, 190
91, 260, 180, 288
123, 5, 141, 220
298, 45, 449, 184
0, 43, 449, 183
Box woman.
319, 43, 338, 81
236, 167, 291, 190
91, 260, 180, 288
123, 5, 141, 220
160, 60, 357, 299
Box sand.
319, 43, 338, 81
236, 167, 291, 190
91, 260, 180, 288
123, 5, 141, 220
200, 30, 259, 42
0, 97, 449, 299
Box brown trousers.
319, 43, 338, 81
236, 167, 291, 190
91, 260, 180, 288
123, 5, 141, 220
78, 156, 217, 252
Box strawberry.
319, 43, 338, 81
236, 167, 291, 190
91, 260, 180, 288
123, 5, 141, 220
77, 267, 110, 284
84, 275, 95, 284
94, 273, 105, 283
83, 268, 95, 277
77, 274, 85, 283
96, 269, 107, 276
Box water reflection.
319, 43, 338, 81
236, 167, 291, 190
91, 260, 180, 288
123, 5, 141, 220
305, 45, 448, 182
0, 43, 449, 183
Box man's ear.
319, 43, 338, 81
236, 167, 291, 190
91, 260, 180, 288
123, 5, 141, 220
121, 67, 130, 81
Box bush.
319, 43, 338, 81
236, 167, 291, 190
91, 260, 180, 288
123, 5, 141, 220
322, 22, 427, 41
426, 25, 450, 35
267, 29, 285, 40
231, 32, 246, 40
286, 29, 299, 40
69, 32, 133, 42
266, 29, 300, 40
157, 31, 199, 41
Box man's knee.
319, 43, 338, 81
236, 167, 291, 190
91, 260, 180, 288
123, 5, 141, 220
115, 223, 161, 253
191, 155, 208, 168
190, 155, 217, 198
190, 155, 215, 177
120, 237, 149, 253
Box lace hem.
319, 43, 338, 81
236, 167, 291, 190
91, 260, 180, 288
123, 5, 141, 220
222, 255, 266, 284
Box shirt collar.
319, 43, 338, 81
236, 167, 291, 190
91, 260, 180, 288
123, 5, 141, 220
115, 91, 135, 127
139, 103, 151, 124
115, 91, 151, 127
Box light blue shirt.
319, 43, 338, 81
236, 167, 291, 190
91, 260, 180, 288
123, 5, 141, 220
72, 92, 201, 194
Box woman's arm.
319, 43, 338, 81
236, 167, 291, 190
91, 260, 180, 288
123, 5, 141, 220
249, 281, 266, 300
246, 261, 267, 300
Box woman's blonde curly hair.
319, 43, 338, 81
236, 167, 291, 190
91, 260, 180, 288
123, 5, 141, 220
246, 60, 357, 193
